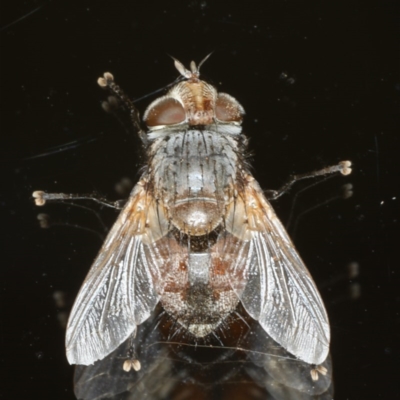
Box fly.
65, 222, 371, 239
33, 57, 352, 369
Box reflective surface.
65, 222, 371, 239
2, 1, 398, 399
73, 305, 333, 399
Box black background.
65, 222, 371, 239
2, 1, 399, 399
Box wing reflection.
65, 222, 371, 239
74, 305, 333, 399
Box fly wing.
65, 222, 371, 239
225, 178, 330, 365
66, 181, 168, 366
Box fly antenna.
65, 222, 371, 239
197, 52, 213, 71
169, 56, 192, 79
190, 60, 198, 75
170, 53, 213, 81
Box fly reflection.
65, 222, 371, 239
33, 57, 350, 399
74, 305, 333, 400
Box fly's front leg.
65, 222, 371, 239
32, 190, 126, 209
97, 72, 148, 145
266, 160, 352, 200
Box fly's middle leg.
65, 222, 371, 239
266, 160, 352, 200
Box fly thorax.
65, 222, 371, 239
149, 129, 241, 236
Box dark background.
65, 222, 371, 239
2, 1, 399, 399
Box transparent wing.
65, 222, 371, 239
66, 181, 168, 366
226, 179, 330, 365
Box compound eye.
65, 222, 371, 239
215, 93, 244, 123
144, 97, 186, 127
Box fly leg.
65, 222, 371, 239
123, 331, 141, 372
97, 72, 148, 145
32, 190, 126, 209
266, 160, 352, 200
